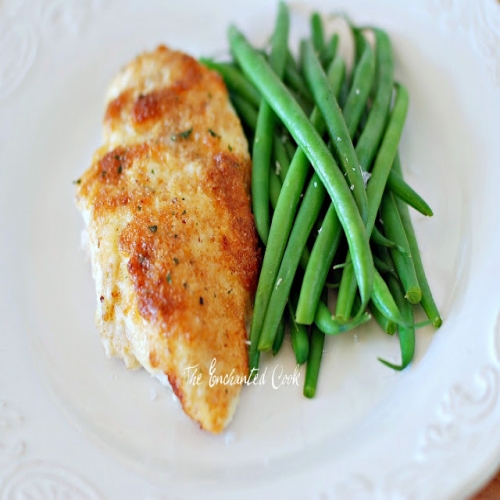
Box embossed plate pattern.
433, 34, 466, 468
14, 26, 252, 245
1, 0, 500, 498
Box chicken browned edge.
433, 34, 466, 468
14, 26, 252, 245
75, 46, 260, 433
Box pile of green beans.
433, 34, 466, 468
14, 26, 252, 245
201, 2, 441, 397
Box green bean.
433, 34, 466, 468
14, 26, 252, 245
296, 203, 342, 324
326, 56, 347, 98
351, 291, 362, 313
299, 246, 311, 270
373, 241, 397, 273
229, 98, 293, 187
335, 257, 358, 322
371, 225, 409, 256
374, 246, 413, 349
303, 40, 368, 222
373, 253, 399, 279
229, 26, 373, 312
258, 172, 327, 351
355, 29, 394, 172
297, 58, 345, 312
380, 189, 422, 304
371, 242, 389, 265
335, 82, 409, 321
289, 301, 310, 364
295, 36, 375, 324
247, 107, 323, 373
281, 56, 346, 326
387, 170, 433, 217
392, 153, 442, 327
272, 312, 286, 355
252, 106, 274, 244
336, 256, 410, 324
310, 12, 325, 59
269, 169, 311, 268
269, 169, 282, 210
372, 268, 409, 326
370, 300, 397, 335
200, 59, 261, 108
338, 67, 351, 110
230, 95, 294, 192
246, 53, 346, 370
284, 50, 313, 101
415, 319, 432, 329
304, 325, 325, 398
314, 300, 372, 335
333, 262, 350, 271
290, 87, 314, 114
322, 33, 339, 69
230, 93, 258, 130
282, 133, 296, 160
378, 273, 415, 370
343, 29, 376, 138
251, 2, 290, 245
295, 34, 377, 324
273, 134, 291, 183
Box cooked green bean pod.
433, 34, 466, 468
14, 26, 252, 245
288, 56, 346, 326
295, 33, 376, 324
245, 52, 346, 370
200, 59, 261, 107
247, 105, 322, 372
373, 253, 399, 279
310, 12, 325, 55
355, 29, 394, 172
251, 2, 290, 245
314, 301, 371, 335
370, 300, 397, 335
304, 325, 325, 398
229, 26, 374, 312
269, 169, 282, 210
378, 273, 415, 370
322, 33, 339, 69
230, 93, 258, 130
284, 50, 313, 101
343, 29, 376, 138
371, 268, 409, 326
387, 170, 433, 217
303, 40, 368, 222
392, 153, 442, 327
335, 82, 409, 321
258, 172, 327, 351
296, 203, 342, 324
273, 134, 291, 183
380, 189, 422, 304
371, 225, 408, 255
272, 312, 287, 355
289, 301, 310, 364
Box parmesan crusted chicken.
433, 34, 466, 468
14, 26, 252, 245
75, 46, 260, 433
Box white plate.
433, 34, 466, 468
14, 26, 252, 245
1, 0, 500, 498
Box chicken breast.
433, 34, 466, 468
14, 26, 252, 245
75, 46, 260, 433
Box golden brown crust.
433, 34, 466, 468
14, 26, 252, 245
76, 46, 259, 433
